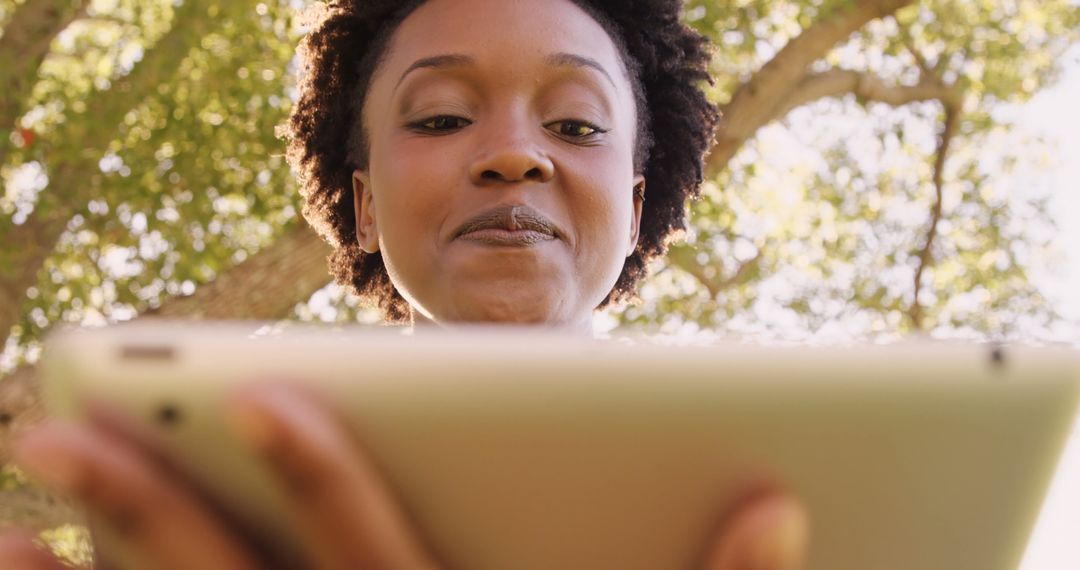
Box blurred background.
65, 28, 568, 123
0, 0, 1077, 565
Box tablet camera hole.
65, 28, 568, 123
155, 403, 183, 427
990, 346, 1006, 367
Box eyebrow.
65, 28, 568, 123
395, 54, 475, 92
544, 52, 616, 88
393, 52, 617, 93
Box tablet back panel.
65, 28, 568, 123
42, 324, 1080, 570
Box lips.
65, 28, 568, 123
453, 205, 562, 247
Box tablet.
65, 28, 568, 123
40, 322, 1080, 570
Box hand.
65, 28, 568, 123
2, 385, 439, 570
702, 491, 808, 570
0, 385, 808, 570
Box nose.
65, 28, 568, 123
468, 117, 554, 186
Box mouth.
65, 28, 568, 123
453, 204, 562, 247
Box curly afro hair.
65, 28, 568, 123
284, 0, 719, 323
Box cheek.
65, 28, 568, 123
384, 135, 463, 214
561, 153, 635, 281
369, 137, 461, 276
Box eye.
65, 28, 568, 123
547, 120, 607, 139
410, 115, 471, 133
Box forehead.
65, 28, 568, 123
376, 0, 630, 90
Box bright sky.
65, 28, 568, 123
1023, 45, 1080, 338
1015, 44, 1080, 570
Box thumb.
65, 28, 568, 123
705, 492, 809, 570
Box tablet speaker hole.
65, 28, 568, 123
120, 345, 175, 361
156, 403, 182, 427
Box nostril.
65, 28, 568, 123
479, 167, 544, 182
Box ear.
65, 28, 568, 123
626, 175, 645, 258
353, 170, 379, 253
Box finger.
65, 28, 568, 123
704, 492, 809, 570
13, 422, 261, 570
0, 529, 71, 570
228, 385, 438, 570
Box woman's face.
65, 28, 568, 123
355, 0, 643, 328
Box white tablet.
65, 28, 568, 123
41, 322, 1080, 570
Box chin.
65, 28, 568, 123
441, 282, 577, 325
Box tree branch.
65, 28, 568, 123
667, 243, 764, 299
909, 103, 960, 330
898, 25, 935, 77
706, 0, 916, 178
667, 244, 722, 299
144, 224, 333, 320
770, 68, 959, 123
718, 250, 764, 291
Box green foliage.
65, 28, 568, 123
1, 0, 1077, 365
0, 464, 28, 490
2, 0, 303, 364
609, 0, 1078, 339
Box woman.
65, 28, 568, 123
0, 0, 808, 568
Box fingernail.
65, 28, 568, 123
743, 497, 809, 570
12, 428, 84, 492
